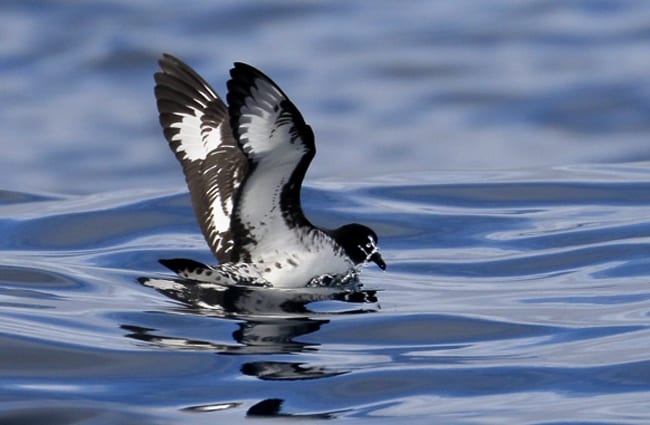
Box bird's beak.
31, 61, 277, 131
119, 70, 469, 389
370, 252, 386, 270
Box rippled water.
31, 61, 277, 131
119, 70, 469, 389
4, 0, 650, 194
3, 0, 650, 424
3, 165, 650, 423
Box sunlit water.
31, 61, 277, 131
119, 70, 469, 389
2, 164, 650, 424
3, 0, 650, 424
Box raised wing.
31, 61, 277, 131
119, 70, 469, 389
226, 63, 316, 261
154, 54, 247, 263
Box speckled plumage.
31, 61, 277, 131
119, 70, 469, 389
153, 55, 385, 288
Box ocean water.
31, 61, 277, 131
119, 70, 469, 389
3, 1, 650, 424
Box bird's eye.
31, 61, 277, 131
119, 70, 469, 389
366, 242, 373, 248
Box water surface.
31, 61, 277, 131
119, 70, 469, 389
2, 165, 650, 424
2, 1, 650, 423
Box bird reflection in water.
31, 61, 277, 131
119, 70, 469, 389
126, 273, 379, 418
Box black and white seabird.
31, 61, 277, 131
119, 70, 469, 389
153, 54, 385, 288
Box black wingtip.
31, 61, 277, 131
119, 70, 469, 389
226, 61, 311, 147
156, 53, 185, 75
227, 62, 290, 100
226, 62, 269, 146
230, 62, 264, 78
226, 62, 268, 107
154, 53, 216, 98
158, 52, 176, 66
136, 277, 150, 285
159, 258, 209, 273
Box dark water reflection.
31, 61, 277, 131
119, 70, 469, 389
123, 275, 378, 387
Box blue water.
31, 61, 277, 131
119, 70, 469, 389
3, 1, 650, 424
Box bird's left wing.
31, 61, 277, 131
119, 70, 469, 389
154, 54, 248, 263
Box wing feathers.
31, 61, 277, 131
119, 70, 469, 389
225, 63, 316, 260
226, 63, 315, 160
154, 54, 248, 263
155, 57, 321, 266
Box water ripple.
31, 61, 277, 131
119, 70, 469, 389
2, 165, 650, 423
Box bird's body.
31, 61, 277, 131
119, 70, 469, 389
153, 54, 384, 288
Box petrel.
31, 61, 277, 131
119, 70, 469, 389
153, 54, 385, 288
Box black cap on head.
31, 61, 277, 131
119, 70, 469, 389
329, 223, 386, 270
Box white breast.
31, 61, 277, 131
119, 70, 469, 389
252, 229, 354, 288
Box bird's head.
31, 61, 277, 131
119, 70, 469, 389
331, 223, 386, 270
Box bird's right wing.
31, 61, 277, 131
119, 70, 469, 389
225, 62, 317, 261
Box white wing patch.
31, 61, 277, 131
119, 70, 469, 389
151, 58, 377, 288
225, 63, 353, 286
238, 79, 301, 158
168, 106, 221, 162
155, 54, 248, 263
